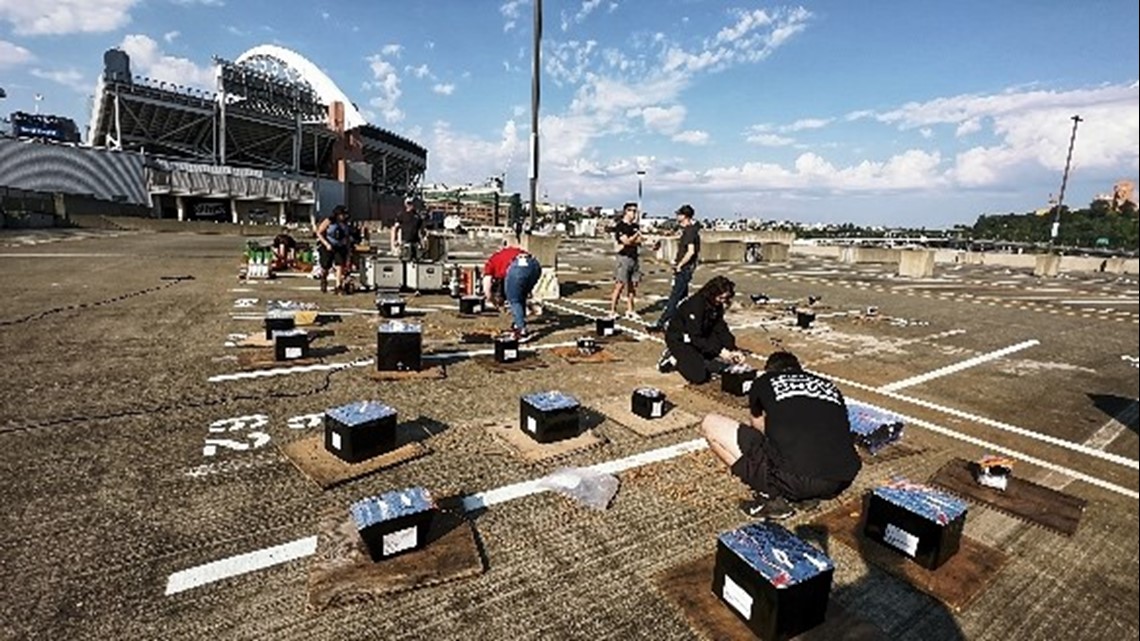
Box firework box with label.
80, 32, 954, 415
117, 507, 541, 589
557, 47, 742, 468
576, 336, 598, 354
631, 387, 666, 420
273, 328, 310, 361
324, 401, 398, 463
796, 310, 816, 329
595, 317, 616, 337
864, 480, 968, 570
721, 364, 757, 397
494, 333, 520, 363
376, 320, 422, 372
848, 405, 905, 455
376, 295, 406, 319
972, 455, 1015, 491
459, 296, 484, 315
713, 522, 835, 641
350, 487, 438, 562
520, 391, 581, 444
264, 312, 296, 340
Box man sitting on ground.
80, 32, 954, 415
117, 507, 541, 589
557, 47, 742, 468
699, 351, 862, 520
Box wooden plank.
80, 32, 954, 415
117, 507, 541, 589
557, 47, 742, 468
278, 436, 430, 490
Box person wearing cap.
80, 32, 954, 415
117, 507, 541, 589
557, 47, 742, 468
391, 196, 425, 262
481, 241, 542, 342
315, 205, 351, 293
649, 204, 701, 332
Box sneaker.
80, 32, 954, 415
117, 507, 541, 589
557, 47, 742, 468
514, 329, 533, 344
739, 496, 796, 521
625, 310, 642, 321
657, 348, 677, 374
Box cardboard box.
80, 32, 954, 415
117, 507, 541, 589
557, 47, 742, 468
721, 364, 757, 396
376, 321, 422, 372
273, 329, 309, 361
324, 400, 398, 463
264, 313, 296, 340
350, 487, 437, 561
494, 335, 520, 363
520, 391, 581, 443
631, 387, 666, 419
595, 317, 616, 337
459, 296, 485, 315
863, 481, 968, 570
376, 296, 406, 319
713, 522, 835, 640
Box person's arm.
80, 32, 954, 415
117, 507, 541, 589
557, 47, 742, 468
316, 219, 332, 250
390, 222, 401, 251
712, 312, 739, 354
748, 379, 767, 432
482, 274, 495, 304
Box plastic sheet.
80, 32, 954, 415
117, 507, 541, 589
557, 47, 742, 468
538, 467, 620, 511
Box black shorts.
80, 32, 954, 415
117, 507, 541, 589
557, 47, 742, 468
319, 245, 349, 270
729, 424, 851, 501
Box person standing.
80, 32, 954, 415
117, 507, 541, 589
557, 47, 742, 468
482, 243, 542, 342
609, 202, 643, 319
390, 196, 425, 262
649, 204, 700, 332
657, 275, 747, 382
699, 351, 861, 520
315, 205, 351, 294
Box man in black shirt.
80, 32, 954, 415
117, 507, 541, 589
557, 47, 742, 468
608, 202, 643, 319
699, 351, 861, 520
649, 204, 700, 332
390, 196, 425, 262
657, 275, 747, 383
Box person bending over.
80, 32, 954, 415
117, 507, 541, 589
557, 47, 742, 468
657, 275, 746, 382
271, 231, 297, 270
700, 351, 862, 520
482, 243, 542, 342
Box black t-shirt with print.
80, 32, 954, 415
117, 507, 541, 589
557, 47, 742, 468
748, 370, 861, 483
613, 220, 639, 258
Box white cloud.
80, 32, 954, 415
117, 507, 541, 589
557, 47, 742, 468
786, 117, 831, 132
381, 44, 402, 58
561, 0, 604, 31
171, 0, 224, 5
163, 30, 180, 44
406, 64, 431, 79
427, 119, 523, 184
955, 117, 982, 137
545, 40, 598, 85
30, 67, 86, 92
637, 105, 686, 135
119, 34, 215, 89
672, 130, 709, 145
0, 0, 139, 35
661, 6, 811, 74
366, 54, 403, 123
746, 128, 795, 146
320, 11, 329, 20
0, 38, 33, 68
432, 83, 455, 96
500, 0, 527, 32
224, 25, 246, 37
919, 127, 934, 139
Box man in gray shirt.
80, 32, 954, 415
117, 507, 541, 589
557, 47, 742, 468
649, 204, 700, 332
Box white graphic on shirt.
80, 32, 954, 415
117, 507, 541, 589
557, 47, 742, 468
769, 373, 843, 406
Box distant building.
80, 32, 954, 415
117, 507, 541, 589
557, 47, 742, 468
421, 181, 512, 227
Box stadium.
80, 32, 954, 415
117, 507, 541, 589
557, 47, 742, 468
2, 44, 427, 226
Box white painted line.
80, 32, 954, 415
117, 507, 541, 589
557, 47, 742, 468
1059, 300, 1138, 306
0, 252, 128, 258
207, 358, 374, 383
425, 340, 579, 360
164, 536, 318, 595
1085, 401, 1139, 451
879, 339, 1040, 392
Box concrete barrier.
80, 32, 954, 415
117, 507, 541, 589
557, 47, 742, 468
532, 266, 560, 300
656, 237, 678, 263
898, 250, 935, 278
841, 246, 901, 264
760, 242, 789, 263
790, 245, 842, 259
1034, 253, 1061, 277
702, 240, 747, 263
518, 233, 561, 268
702, 230, 795, 245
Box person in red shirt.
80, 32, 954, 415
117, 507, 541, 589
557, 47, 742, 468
482, 243, 542, 341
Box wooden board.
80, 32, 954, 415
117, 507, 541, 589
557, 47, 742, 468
595, 396, 700, 438
278, 436, 430, 490
236, 350, 322, 370
472, 353, 549, 373
812, 497, 1008, 612
928, 457, 1086, 537
684, 381, 751, 409
654, 553, 888, 641
549, 346, 624, 364
365, 365, 447, 382
484, 423, 608, 463
307, 508, 484, 611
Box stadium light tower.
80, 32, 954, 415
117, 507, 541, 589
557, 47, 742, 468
1050, 114, 1083, 248
527, 0, 542, 233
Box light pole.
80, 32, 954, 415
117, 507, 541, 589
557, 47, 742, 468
1050, 114, 1083, 248
636, 169, 646, 223
527, 0, 542, 234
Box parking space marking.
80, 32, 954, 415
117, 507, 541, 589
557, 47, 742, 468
165, 536, 318, 595
879, 339, 1040, 393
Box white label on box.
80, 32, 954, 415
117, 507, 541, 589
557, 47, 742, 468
389, 305, 401, 315
475, 304, 483, 313
382, 526, 418, 556
505, 349, 518, 360
603, 327, 614, 336
722, 574, 753, 620
884, 523, 919, 557
330, 431, 341, 450
651, 401, 663, 417
526, 416, 537, 433
742, 380, 753, 394
285, 347, 302, 359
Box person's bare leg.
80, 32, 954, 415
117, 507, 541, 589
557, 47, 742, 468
609, 282, 625, 316
626, 282, 638, 315
701, 413, 744, 468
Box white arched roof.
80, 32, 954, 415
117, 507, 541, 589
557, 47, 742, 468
234, 44, 367, 130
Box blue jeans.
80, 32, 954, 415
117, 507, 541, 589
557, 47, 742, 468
504, 255, 542, 331
657, 266, 694, 328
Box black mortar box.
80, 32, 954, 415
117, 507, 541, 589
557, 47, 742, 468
376, 321, 422, 372
324, 401, 398, 463
720, 365, 757, 396
273, 329, 310, 361
377, 296, 406, 319
863, 483, 969, 570
459, 296, 485, 315
519, 391, 581, 443
494, 335, 520, 363
796, 311, 816, 329
264, 314, 296, 340
595, 317, 616, 337
631, 387, 666, 420
713, 522, 835, 641
350, 487, 437, 562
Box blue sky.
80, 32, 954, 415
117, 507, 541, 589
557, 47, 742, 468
1, 0, 1137, 227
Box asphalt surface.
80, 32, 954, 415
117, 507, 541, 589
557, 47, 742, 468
0, 225, 1137, 640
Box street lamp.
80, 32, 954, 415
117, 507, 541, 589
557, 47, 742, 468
527, 0, 542, 234
636, 169, 646, 223
1050, 114, 1083, 249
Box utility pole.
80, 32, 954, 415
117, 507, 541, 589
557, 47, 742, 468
636, 169, 646, 224
1050, 114, 1083, 248
527, 0, 542, 233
